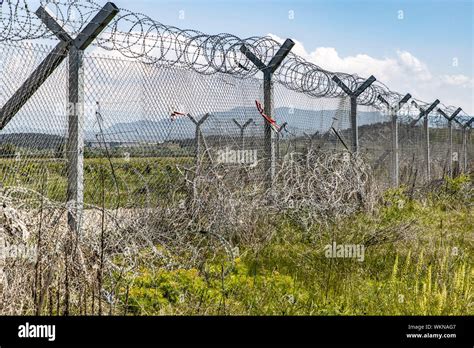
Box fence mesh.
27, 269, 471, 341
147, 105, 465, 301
1, 41, 472, 209
1, 42, 68, 198
0, 1, 473, 316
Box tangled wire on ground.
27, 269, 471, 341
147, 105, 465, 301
0, 185, 169, 315
0, 151, 380, 314
273, 150, 378, 231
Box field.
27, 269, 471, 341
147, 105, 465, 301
120, 177, 473, 315
0, 157, 193, 207
1, 0, 473, 325
1, 155, 472, 316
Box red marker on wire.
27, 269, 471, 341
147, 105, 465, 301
255, 100, 280, 132
170, 110, 187, 121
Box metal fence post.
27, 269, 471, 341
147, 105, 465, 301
411, 100, 440, 181
186, 113, 211, 201
377, 93, 411, 187
448, 120, 453, 176
350, 96, 358, 152
332, 75, 377, 153
263, 72, 275, 179
392, 112, 399, 186
460, 118, 474, 173
67, 3, 119, 234
462, 127, 467, 172
437, 107, 462, 177
466, 125, 473, 172
67, 46, 85, 233
240, 39, 294, 187
187, 113, 211, 166
233, 118, 253, 151
0, 2, 119, 234
424, 115, 431, 180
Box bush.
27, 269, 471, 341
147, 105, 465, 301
0, 143, 17, 157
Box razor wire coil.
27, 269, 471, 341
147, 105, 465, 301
0, 0, 467, 115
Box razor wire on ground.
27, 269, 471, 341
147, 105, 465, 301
0, 0, 473, 315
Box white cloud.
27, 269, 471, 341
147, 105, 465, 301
396, 50, 432, 82
269, 34, 473, 114
439, 74, 473, 88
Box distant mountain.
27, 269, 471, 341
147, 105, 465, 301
97, 107, 384, 143
0, 133, 65, 150
3, 125, 63, 136
0, 106, 385, 146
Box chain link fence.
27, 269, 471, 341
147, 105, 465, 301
1, 40, 473, 209
0, 1, 473, 315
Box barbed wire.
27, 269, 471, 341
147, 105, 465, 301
0, 0, 466, 116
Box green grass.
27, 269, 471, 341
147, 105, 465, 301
0, 157, 192, 207
2, 157, 472, 315
119, 177, 473, 315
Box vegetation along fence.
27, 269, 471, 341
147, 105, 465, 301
0, 0, 472, 315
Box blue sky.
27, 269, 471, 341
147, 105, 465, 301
116, 0, 473, 113
125, 0, 472, 76
10, 0, 474, 113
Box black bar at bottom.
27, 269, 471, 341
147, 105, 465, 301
0, 316, 471, 346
